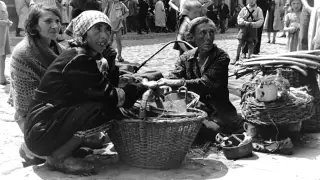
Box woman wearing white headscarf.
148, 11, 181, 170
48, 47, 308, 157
24, 10, 146, 174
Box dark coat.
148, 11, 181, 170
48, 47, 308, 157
168, 45, 237, 125
24, 47, 121, 156
218, 3, 230, 20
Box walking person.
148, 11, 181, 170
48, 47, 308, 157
264, 0, 282, 44
104, 0, 129, 62
125, 0, 139, 32
155, 0, 167, 32
14, 0, 29, 37
138, 0, 149, 34
0, 1, 12, 85
299, 0, 314, 50
231, 0, 264, 64
218, 0, 230, 33
173, 0, 202, 55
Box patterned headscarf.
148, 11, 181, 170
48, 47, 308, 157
65, 10, 111, 37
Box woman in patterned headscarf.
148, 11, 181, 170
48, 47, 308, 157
24, 10, 147, 174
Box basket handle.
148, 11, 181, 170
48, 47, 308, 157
178, 86, 188, 103
139, 88, 162, 119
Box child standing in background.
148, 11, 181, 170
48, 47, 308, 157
231, 0, 264, 64
173, 0, 202, 55
0, 1, 12, 85
283, 0, 302, 52
104, 0, 129, 62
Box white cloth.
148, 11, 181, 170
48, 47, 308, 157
155, 0, 166, 27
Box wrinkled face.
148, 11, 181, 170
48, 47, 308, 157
188, 7, 202, 20
85, 22, 111, 54
291, 0, 302, 12
193, 22, 216, 52
37, 10, 61, 41
247, 0, 256, 6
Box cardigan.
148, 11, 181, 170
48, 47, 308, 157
9, 37, 63, 121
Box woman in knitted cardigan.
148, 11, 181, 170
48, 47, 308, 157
9, 4, 64, 166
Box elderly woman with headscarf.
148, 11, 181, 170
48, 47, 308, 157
158, 17, 243, 144
24, 10, 146, 174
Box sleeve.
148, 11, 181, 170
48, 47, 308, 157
237, 7, 247, 25
251, 7, 264, 28
167, 54, 187, 79
284, 13, 290, 27
63, 54, 122, 107
10, 56, 41, 117
178, 51, 229, 96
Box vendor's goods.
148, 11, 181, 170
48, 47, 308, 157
216, 133, 253, 160
241, 74, 314, 126
108, 88, 207, 169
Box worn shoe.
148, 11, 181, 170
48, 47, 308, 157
46, 157, 96, 175
19, 145, 46, 167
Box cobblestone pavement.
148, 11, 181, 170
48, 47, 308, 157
1, 29, 320, 180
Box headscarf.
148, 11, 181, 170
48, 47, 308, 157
65, 10, 111, 38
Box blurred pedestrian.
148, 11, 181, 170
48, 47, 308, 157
104, 0, 129, 62
263, 0, 282, 44
155, 0, 167, 32
0, 0, 12, 85
14, 0, 29, 37
218, 0, 230, 33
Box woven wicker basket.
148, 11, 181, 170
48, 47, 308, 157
263, 68, 304, 88
241, 88, 315, 126
108, 89, 207, 169
302, 92, 320, 132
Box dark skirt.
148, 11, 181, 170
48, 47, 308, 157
24, 101, 120, 156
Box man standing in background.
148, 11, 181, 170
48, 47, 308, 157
218, 0, 229, 34
14, 0, 29, 37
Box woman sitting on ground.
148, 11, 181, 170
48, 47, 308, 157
24, 10, 146, 174
9, 4, 64, 166
157, 17, 243, 144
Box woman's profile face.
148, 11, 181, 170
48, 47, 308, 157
37, 10, 61, 41
85, 23, 111, 54
193, 22, 215, 52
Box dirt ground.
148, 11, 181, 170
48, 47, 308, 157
0, 29, 320, 180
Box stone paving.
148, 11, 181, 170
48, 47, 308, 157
0, 29, 320, 180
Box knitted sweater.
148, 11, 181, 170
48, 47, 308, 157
9, 37, 63, 121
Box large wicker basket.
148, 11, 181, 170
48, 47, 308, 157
108, 89, 207, 169
241, 88, 315, 126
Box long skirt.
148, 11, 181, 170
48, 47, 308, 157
24, 101, 120, 156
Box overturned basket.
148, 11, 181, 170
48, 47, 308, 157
108, 89, 207, 169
